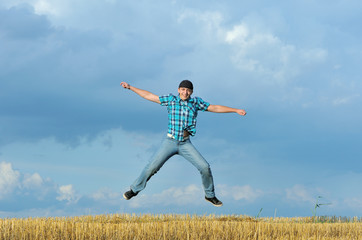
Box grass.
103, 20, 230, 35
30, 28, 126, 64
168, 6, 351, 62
1, 214, 361, 239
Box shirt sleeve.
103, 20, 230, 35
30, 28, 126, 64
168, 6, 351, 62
159, 94, 173, 106
195, 97, 210, 112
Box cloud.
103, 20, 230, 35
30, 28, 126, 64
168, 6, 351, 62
1, 159, 361, 217
332, 94, 360, 106
33, 0, 61, 16
56, 184, 80, 204
129, 184, 203, 208
177, 8, 328, 87
177, 9, 223, 35
0, 5, 119, 146
225, 24, 249, 43
0, 1, 356, 149
23, 173, 43, 189
0, 161, 80, 212
91, 187, 120, 202
0, 2, 182, 146
128, 184, 263, 208
0, 162, 20, 199
0, 161, 115, 216
285, 184, 317, 204
218, 184, 263, 202
0, 4, 53, 40
223, 22, 327, 85
0, 161, 112, 216
0, 0, 67, 17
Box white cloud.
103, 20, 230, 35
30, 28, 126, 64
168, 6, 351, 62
178, 9, 223, 30
285, 184, 315, 204
332, 94, 360, 106
56, 184, 80, 204
218, 184, 263, 202
223, 22, 327, 84
91, 188, 119, 201
90, 187, 121, 207
22, 173, 43, 189
129, 184, 202, 208
128, 184, 263, 208
33, 0, 59, 15
0, 161, 63, 204
225, 24, 249, 44
0, 0, 69, 17
177, 10, 328, 87
0, 162, 20, 199
300, 48, 328, 63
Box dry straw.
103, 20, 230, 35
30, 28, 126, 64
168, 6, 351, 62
1, 214, 361, 239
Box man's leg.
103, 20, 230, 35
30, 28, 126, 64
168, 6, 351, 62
130, 137, 177, 194
179, 139, 215, 198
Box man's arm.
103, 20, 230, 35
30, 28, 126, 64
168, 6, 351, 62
120, 82, 161, 104
207, 104, 246, 116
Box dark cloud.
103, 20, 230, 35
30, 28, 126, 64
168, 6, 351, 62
0, 4, 52, 40
1, 1, 361, 153
0, 4, 168, 146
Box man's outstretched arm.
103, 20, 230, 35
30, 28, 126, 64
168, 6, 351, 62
120, 82, 161, 104
207, 104, 246, 116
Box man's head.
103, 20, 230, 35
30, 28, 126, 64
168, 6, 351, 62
178, 80, 193, 100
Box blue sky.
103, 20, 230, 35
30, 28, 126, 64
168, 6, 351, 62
0, 0, 361, 218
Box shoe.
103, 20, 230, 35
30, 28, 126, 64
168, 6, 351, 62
205, 196, 223, 207
123, 189, 138, 200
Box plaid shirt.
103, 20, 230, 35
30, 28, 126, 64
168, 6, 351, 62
159, 94, 210, 141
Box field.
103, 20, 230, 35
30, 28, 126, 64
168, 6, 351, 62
1, 214, 361, 239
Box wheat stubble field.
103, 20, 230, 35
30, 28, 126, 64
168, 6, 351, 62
1, 214, 361, 239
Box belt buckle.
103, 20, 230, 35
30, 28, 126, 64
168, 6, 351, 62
167, 133, 189, 141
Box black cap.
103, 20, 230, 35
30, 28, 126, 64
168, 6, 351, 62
179, 80, 193, 90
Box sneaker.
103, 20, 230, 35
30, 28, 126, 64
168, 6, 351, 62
205, 196, 223, 207
123, 189, 138, 200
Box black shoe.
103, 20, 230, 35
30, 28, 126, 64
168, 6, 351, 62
205, 196, 223, 207
123, 189, 138, 200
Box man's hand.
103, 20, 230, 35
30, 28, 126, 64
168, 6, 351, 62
120, 82, 131, 89
236, 109, 247, 116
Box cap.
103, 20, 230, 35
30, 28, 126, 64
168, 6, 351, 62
178, 80, 193, 90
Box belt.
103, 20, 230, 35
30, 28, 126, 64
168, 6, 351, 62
167, 133, 189, 140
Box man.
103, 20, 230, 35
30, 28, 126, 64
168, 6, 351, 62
120, 80, 246, 206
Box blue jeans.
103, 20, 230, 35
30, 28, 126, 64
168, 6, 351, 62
130, 136, 215, 198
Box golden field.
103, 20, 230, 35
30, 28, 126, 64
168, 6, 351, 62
1, 214, 361, 240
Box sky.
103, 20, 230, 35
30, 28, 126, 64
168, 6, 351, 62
0, 0, 361, 218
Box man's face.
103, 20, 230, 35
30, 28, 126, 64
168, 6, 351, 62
178, 87, 193, 101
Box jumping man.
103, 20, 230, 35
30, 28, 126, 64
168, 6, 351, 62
121, 80, 246, 206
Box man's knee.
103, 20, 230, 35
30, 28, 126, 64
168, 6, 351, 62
199, 164, 211, 175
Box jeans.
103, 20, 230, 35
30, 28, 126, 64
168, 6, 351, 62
130, 136, 215, 198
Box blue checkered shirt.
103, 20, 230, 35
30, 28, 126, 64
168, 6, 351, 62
159, 94, 210, 141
